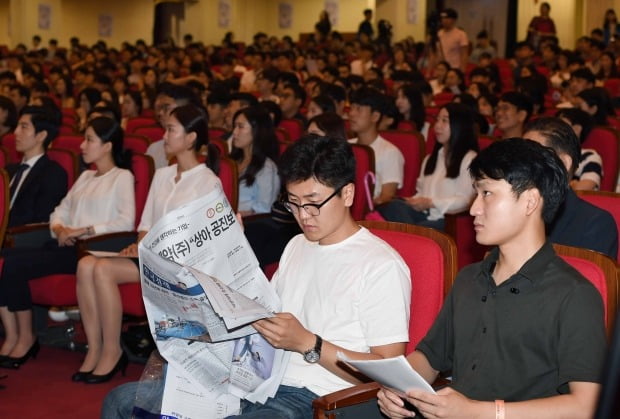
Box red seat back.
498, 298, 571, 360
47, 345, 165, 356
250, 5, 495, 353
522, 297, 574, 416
278, 119, 304, 142
379, 130, 425, 197
47, 148, 79, 188
133, 125, 165, 143
126, 117, 158, 134
584, 126, 620, 191
211, 138, 229, 157
131, 153, 155, 229
59, 124, 77, 135
444, 212, 491, 269
124, 135, 150, 154
396, 120, 416, 132
218, 156, 239, 212
554, 243, 618, 336
351, 144, 375, 220
359, 221, 457, 351
0, 146, 8, 168
433, 92, 454, 107
61, 107, 77, 118
208, 127, 227, 141
478, 135, 496, 150
576, 190, 620, 261
0, 133, 21, 164
604, 78, 620, 98
52, 134, 83, 154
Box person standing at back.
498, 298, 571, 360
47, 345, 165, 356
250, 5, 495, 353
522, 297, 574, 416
437, 8, 469, 72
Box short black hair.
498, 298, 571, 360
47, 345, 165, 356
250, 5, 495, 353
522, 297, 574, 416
229, 92, 259, 108
469, 67, 491, 80
21, 104, 62, 149
350, 87, 385, 115
469, 137, 568, 223
259, 68, 280, 85
279, 134, 355, 190
555, 108, 594, 144
323, 83, 346, 103
207, 87, 230, 106
284, 83, 306, 104
515, 41, 534, 51
524, 116, 581, 176
310, 94, 336, 114
278, 71, 300, 88
571, 68, 596, 85
10, 84, 30, 101
500, 91, 533, 121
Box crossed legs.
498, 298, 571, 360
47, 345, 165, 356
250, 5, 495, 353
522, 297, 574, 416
76, 256, 139, 375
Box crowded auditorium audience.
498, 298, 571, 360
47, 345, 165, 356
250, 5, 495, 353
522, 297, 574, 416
0, 4, 618, 418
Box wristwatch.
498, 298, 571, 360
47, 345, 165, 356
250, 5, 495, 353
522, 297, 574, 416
303, 334, 323, 363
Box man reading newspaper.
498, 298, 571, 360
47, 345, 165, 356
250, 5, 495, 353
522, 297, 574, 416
101, 135, 411, 418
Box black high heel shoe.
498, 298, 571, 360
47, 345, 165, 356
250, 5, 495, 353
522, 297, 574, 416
71, 370, 94, 382
85, 352, 128, 384
0, 340, 40, 369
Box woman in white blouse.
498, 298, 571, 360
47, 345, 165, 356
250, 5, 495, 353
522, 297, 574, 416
0, 116, 135, 369
378, 103, 479, 230
231, 105, 280, 216
74, 104, 222, 384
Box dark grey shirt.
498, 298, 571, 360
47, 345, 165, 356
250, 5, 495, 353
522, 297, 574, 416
417, 242, 606, 401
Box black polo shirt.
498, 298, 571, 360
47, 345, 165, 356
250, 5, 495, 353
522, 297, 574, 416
417, 242, 606, 401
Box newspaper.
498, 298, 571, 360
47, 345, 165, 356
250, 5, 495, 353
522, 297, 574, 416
336, 353, 436, 397
138, 187, 290, 417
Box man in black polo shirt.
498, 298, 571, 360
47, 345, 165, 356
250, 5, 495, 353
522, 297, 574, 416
378, 138, 606, 418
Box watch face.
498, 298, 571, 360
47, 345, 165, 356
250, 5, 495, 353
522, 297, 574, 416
304, 350, 320, 363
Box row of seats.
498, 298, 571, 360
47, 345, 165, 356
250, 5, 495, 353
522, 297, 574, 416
0, 141, 240, 318
313, 219, 619, 416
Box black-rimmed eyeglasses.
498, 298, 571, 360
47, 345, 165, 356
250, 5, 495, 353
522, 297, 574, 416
282, 185, 344, 217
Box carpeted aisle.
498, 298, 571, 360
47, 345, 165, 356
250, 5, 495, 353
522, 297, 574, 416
1, 344, 144, 418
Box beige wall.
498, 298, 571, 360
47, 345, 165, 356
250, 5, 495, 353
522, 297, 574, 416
59, 0, 153, 48
3, 0, 613, 53
0, 0, 153, 48
181, 0, 386, 46
376, 0, 427, 43
0, 0, 427, 49
0, 0, 9, 46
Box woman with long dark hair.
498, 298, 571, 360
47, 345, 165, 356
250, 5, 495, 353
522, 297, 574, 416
378, 103, 479, 230
73, 104, 221, 384
0, 117, 135, 371
395, 84, 427, 136
231, 105, 280, 216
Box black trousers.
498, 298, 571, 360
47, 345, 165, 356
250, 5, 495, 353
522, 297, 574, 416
0, 240, 78, 311
244, 218, 301, 268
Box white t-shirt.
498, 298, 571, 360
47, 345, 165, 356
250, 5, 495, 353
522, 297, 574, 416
437, 27, 469, 70
350, 59, 374, 77
273, 227, 411, 396
146, 139, 169, 170
416, 148, 477, 220
349, 135, 404, 199
138, 164, 222, 232
50, 167, 135, 235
